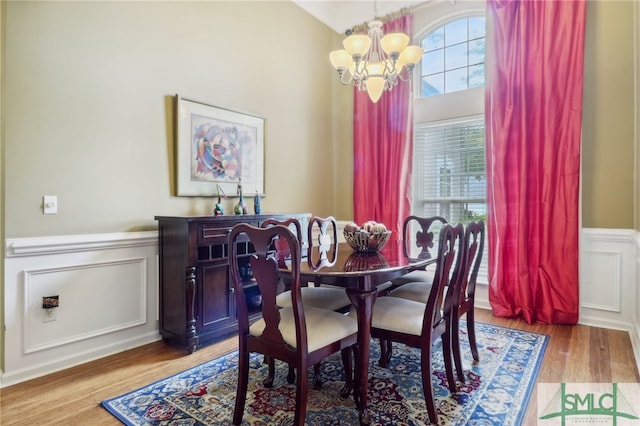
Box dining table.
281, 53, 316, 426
293, 239, 435, 425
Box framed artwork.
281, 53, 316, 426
175, 95, 265, 197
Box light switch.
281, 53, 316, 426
43, 195, 58, 214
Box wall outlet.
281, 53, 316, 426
42, 308, 57, 323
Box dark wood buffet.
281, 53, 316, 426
155, 214, 311, 353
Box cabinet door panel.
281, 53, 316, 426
199, 263, 233, 328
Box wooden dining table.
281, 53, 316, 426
293, 239, 435, 425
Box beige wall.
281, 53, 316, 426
2, 1, 636, 234
582, 0, 636, 229
1, 3, 638, 371
3, 1, 353, 239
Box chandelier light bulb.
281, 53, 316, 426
366, 62, 385, 77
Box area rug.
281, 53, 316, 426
102, 321, 548, 425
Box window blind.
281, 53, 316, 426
413, 116, 488, 281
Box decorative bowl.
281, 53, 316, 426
343, 230, 392, 253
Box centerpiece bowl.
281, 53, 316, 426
343, 230, 391, 253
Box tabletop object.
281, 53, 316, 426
343, 230, 391, 252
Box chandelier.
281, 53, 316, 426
329, 18, 423, 103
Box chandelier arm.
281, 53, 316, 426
395, 66, 415, 82
338, 71, 354, 85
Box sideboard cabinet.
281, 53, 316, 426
155, 214, 310, 353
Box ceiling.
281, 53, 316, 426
292, 0, 425, 34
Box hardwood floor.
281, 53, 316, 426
1, 308, 638, 426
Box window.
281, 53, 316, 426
413, 11, 487, 281
413, 117, 485, 223
420, 17, 486, 97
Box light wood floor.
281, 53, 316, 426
1, 308, 638, 426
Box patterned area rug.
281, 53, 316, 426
102, 321, 548, 425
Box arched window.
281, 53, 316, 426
420, 16, 486, 97
412, 5, 487, 280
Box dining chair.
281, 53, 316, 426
262, 217, 351, 388
268, 216, 351, 313
375, 215, 448, 297
384, 215, 448, 302
367, 222, 464, 425
229, 223, 358, 426
304, 215, 352, 310
451, 220, 485, 382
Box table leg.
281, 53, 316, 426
346, 287, 376, 425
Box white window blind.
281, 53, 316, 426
413, 116, 485, 221
413, 116, 488, 281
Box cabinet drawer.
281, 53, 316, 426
197, 220, 260, 245
198, 223, 234, 245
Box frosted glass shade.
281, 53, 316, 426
366, 77, 385, 103
330, 50, 352, 70
380, 33, 409, 55
343, 35, 372, 57
399, 45, 423, 66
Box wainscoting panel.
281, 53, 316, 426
579, 228, 637, 331
23, 258, 147, 354
3, 232, 159, 387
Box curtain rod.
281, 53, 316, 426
346, 7, 412, 35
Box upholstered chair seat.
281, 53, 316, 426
388, 281, 434, 304
276, 287, 352, 313
389, 266, 436, 287
251, 305, 357, 352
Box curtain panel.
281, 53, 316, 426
485, 0, 585, 324
353, 14, 414, 238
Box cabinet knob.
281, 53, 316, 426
230, 287, 235, 293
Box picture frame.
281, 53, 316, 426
175, 95, 265, 197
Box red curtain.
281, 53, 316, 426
353, 15, 414, 239
485, 0, 585, 324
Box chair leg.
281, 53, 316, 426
452, 315, 465, 383
293, 362, 309, 426
313, 363, 322, 390
263, 357, 275, 388
442, 330, 457, 393
287, 364, 296, 384
378, 339, 393, 367
420, 344, 439, 425
467, 308, 479, 362
351, 345, 362, 409
340, 347, 354, 398
233, 349, 250, 425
